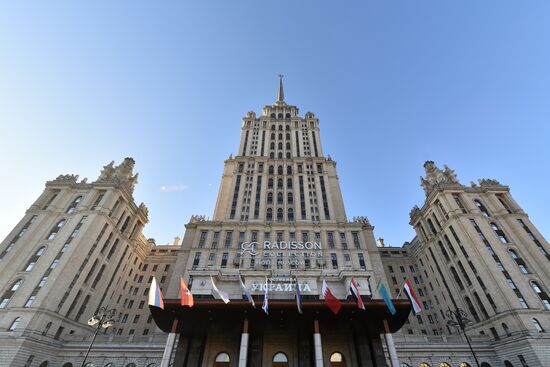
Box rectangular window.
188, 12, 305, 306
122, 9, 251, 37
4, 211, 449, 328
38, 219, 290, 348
330, 253, 338, 269
221, 253, 228, 268
224, 231, 233, 248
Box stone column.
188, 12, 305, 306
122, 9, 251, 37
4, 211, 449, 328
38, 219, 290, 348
160, 319, 179, 367
383, 319, 400, 367
238, 319, 249, 367
313, 319, 324, 367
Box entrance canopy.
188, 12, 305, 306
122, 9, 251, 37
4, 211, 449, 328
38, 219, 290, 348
150, 298, 411, 335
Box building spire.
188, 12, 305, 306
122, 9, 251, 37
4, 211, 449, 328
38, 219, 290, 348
276, 74, 285, 104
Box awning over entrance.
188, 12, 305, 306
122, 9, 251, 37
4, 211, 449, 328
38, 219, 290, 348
150, 298, 411, 335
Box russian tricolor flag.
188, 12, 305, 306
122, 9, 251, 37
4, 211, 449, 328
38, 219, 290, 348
403, 278, 421, 314
148, 276, 164, 310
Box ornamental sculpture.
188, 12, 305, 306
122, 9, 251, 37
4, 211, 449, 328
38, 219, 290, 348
420, 160, 462, 196
96, 157, 139, 194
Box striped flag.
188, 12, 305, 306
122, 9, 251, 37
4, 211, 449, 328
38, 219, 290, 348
180, 277, 194, 307
322, 280, 342, 315
295, 278, 303, 314
378, 281, 396, 315
239, 276, 255, 308
350, 278, 365, 310
210, 276, 230, 304
262, 277, 269, 315
403, 278, 422, 314
148, 277, 164, 309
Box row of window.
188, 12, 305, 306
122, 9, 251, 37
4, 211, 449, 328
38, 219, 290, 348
197, 230, 361, 247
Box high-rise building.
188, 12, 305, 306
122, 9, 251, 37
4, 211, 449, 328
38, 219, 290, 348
0, 80, 548, 367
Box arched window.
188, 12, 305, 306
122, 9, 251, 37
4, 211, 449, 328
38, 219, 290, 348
438, 241, 450, 261
287, 192, 293, 204
450, 267, 464, 290
532, 318, 544, 332
270, 152, 275, 158
66, 196, 83, 214
502, 322, 511, 336
269, 166, 274, 175
419, 363, 431, 367
104, 363, 115, 367
271, 123, 275, 129
285, 113, 291, 118
278, 124, 283, 129
530, 281, 550, 310
465, 296, 480, 322
286, 133, 290, 139
278, 133, 283, 140
24, 246, 46, 272
480, 363, 492, 367
400, 364, 412, 367
459, 363, 472, 367
266, 208, 273, 222
504, 362, 513, 367
38, 362, 49, 367
42, 322, 52, 336
267, 193, 273, 204
0, 279, 23, 308
330, 352, 345, 366
440, 363, 451, 367
272, 352, 288, 366
62, 363, 74, 367
288, 208, 294, 222
287, 178, 293, 189
286, 142, 291, 150
146, 364, 157, 367
125, 363, 136, 367
286, 152, 291, 158
278, 152, 282, 158
268, 178, 274, 189
270, 142, 275, 149
214, 352, 230, 366
474, 199, 490, 217
278, 166, 283, 175
8, 317, 21, 331
509, 249, 529, 274
277, 179, 283, 189
271, 133, 275, 139
277, 208, 283, 222
277, 192, 283, 204
47, 219, 66, 240
287, 166, 292, 175
490, 222, 509, 243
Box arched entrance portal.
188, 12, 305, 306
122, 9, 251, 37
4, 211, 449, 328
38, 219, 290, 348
272, 352, 288, 367
213, 352, 230, 367
330, 352, 346, 367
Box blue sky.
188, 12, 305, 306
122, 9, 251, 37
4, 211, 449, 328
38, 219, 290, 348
1, 1, 549, 246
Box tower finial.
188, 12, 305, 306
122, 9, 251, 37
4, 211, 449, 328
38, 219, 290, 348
277, 74, 285, 103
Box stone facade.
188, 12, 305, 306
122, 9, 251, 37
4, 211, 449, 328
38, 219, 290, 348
0, 80, 548, 367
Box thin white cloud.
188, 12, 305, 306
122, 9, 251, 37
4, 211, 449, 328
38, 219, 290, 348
160, 184, 189, 193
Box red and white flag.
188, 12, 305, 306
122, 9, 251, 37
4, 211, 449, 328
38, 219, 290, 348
180, 277, 194, 307
404, 278, 422, 314
322, 280, 342, 315
349, 278, 365, 310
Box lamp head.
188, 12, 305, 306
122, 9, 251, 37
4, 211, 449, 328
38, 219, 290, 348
87, 317, 99, 326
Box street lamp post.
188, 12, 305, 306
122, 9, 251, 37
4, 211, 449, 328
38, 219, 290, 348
446, 307, 481, 367
80, 306, 116, 367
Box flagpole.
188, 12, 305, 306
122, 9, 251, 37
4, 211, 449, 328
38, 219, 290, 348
160, 318, 179, 367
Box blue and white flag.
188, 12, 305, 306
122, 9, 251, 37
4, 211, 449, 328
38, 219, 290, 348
239, 275, 255, 308
262, 276, 269, 315
378, 281, 396, 315
295, 278, 303, 314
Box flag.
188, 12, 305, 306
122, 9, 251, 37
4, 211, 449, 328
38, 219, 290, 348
262, 277, 269, 315
180, 277, 194, 307
322, 280, 342, 315
239, 276, 255, 308
210, 276, 230, 304
378, 281, 396, 315
295, 278, 303, 314
148, 277, 164, 309
403, 278, 422, 314
350, 278, 365, 310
